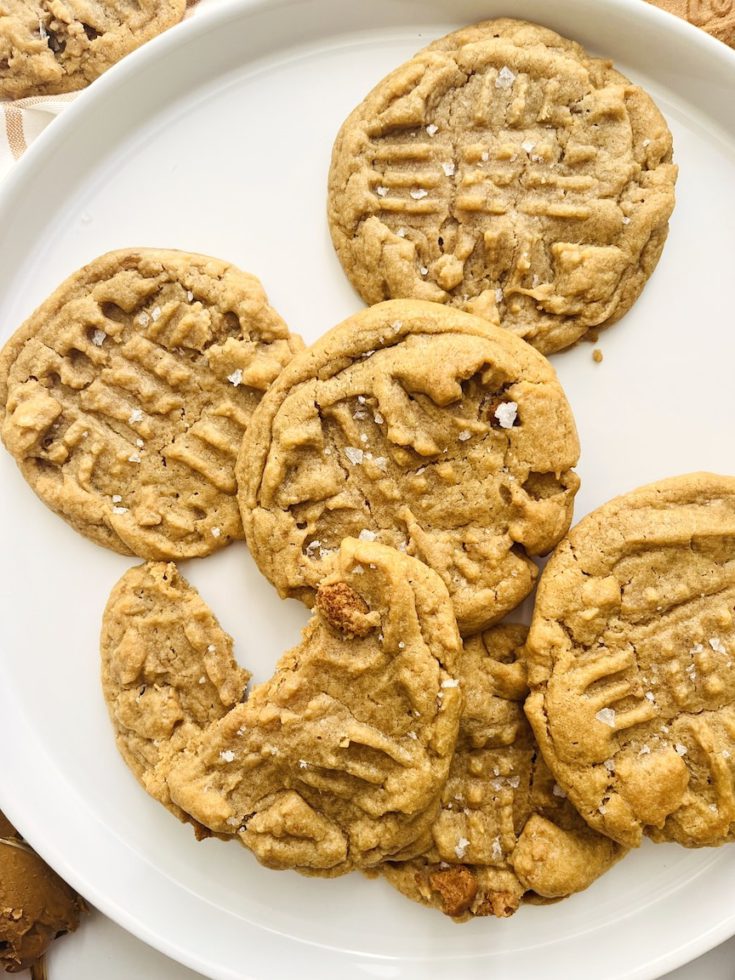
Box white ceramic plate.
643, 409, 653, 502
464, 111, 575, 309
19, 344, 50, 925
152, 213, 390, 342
0, 1, 734, 978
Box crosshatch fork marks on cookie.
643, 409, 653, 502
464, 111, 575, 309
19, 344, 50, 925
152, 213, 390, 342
0, 249, 301, 560
328, 18, 677, 355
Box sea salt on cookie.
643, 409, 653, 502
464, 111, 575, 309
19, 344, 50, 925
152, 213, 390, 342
379, 625, 623, 918
164, 539, 463, 875
328, 18, 677, 354
525, 473, 735, 848
0, 248, 301, 560
238, 299, 579, 636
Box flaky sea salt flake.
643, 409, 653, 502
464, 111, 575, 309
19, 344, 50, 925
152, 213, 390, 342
220, 750, 235, 763
426, 124, 438, 136
344, 446, 364, 465
454, 836, 470, 859
358, 529, 377, 542
227, 368, 243, 386
91, 329, 106, 347
442, 161, 455, 177
595, 707, 616, 728
410, 188, 428, 200
494, 401, 518, 428
675, 743, 688, 756
495, 66, 516, 89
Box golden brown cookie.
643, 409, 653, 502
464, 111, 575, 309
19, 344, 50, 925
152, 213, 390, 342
646, 0, 735, 48
525, 473, 735, 849
379, 625, 623, 919
0, 249, 301, 560
0, 0, 186, 100
328, 18, 677, 354
161, 538, 462, 875
238, 299, 579, 636
101, 561, 250, 828
0, 811, 84, 973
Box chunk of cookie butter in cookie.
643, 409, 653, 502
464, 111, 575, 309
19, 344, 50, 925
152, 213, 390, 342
328, 18, 677, 354
238, 299, 579, 636
0, 249, 302, 560
0, 1, 186, 100
378, 625, 623, 919
525, 473, 735, 848
164, 539, 463, 875
101, 561, 250, 833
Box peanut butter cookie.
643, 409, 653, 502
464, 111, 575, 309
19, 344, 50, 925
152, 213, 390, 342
0, 249, 301, 559
0, 0, 186, 100
379, 625, 623, 919
525, 473, 735, 848
238, 299, 579, 636
328, 18, 677, 354
101, 560, 250, 828
162, 539, 463, 875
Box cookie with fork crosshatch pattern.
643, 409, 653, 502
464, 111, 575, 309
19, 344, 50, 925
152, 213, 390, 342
0, 0, 186, 100
0, 248, 302, 559
155, 538, 463, 876
378, 624, 624, 919
237, 299, 580, 637
328, 17, 677, 354
525, 473, 735, 849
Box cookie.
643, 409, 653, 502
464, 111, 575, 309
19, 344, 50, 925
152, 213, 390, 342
101, 560, 250, 829
0, 811, 84, 973
647, 0, 735, 47
163, 538, 463, 875
0, 248, 301, 560
0, 0, 186, 100
379, 625, 623, 919
524, 473, 735, 848
328, 18, 677, 354
238, 299, 579, 636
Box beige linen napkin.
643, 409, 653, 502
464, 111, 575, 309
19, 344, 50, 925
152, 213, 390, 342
0, 0, 212, 176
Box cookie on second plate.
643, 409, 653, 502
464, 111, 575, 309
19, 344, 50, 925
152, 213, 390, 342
525, 473, 735, 849
0, 248, 301, 560
164, 538, 463, 876
328, 17, 677, 354
101, 560, 250, 828
0, 0, 186, 100
238, 299, 579, 636
379, 625, 623, 919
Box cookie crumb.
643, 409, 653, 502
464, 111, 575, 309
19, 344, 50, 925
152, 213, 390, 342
592, 348, 603, 363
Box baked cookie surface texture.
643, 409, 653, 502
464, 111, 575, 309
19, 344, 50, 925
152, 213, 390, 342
103, 540, 463, 876
0, 249, 301, 560
525, 473, 735, 848
101, 561, 250, 827
380, 624, 623, 919
238, 299, 580, 636
0, 0, 186, 100
328, 18, 677, 354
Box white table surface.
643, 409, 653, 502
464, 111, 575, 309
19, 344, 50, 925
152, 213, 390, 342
15, 910, 735, 980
